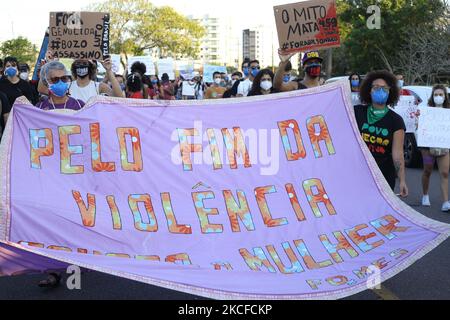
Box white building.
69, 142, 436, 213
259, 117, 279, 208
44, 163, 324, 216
189, 15, 240, 69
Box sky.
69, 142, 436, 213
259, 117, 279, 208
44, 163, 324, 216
0, 0, 299, 45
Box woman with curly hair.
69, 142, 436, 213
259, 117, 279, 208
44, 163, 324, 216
354, 70, 408, 196
418, 85, 450, 211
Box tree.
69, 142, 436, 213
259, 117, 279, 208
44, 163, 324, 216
333, 0, 448, 75
90, 0, 205, 63
394, 15, 450, 85
0, 36, 38, 66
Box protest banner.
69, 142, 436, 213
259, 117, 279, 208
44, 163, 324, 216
203, 65, 227, 83
393, 96, 417, 133
156, 58, 175, 80
417, 106, 450, 149
0, 83, 448, 299
49, 12, 110, 60
274, 0, 341, 54
32, 31, 49, 81
127, 56, 156, 75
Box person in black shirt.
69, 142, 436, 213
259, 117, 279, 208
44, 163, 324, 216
0, 91, 11, 140
0, 57, 38, 116
354, 70, 408, 196
274, 51, 322, 92
223, 72, 243, 98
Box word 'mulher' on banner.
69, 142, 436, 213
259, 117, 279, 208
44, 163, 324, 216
49, 12, 110, 60
274, 0, 341, 54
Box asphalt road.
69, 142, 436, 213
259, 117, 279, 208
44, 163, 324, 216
0, 168, 449, 300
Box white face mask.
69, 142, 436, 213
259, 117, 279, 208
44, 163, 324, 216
214, 78, 221, 85
434, 96, 445, 106
19, 72, 29, 81
260, 80, 272, 91
397, 80, 404, 88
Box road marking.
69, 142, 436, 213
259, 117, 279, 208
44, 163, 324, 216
371, 286, 400, 300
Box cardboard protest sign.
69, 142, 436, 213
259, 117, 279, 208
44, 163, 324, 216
274, 0, 340, 53
49, 12, 110, 60
417, 107, 450, 148
127, 56, 156, 75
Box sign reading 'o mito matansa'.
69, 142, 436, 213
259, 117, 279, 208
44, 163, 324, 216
49, 12, 110, 60
274, 0, 341, 54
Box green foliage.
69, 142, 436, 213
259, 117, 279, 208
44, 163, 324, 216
333, 0, 448, 76
0, 36, 38, 66
90, 0, 205, 59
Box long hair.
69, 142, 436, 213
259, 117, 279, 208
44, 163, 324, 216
428, 84, 450, 108
248, 68, 274, 96
359, 70, 400, 106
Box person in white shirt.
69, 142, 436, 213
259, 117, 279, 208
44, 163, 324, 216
237, 59, 260, 97
38, 57, 124, 102
69, 58, 124, 102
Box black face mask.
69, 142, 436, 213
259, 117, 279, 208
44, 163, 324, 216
75, 66, 89, 78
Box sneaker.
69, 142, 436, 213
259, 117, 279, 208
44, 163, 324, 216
441, 202, 450, 212
422, 195, 431, 207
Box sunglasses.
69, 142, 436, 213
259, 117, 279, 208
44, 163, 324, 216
251, 66, 260, 70
49, 76, 71, 83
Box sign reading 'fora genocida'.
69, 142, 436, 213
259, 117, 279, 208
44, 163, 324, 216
274, 0, 341, 54
49, 12, 110, 60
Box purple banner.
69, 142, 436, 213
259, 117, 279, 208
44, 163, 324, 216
1, 82, 448, 299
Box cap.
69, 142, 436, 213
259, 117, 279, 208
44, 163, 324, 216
302, 51, 323, 66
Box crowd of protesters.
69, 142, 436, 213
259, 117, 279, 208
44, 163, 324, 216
1, 48, 449, 288
0, 50, 449, 214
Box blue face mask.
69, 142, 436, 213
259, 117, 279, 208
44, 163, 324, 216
49, 80, 70, 97
151, 79, 158, 85
351, 80, 359, 87
251, 68, 259, 78
283, 75, 290, 83
243, 67, 249, 77
120, 84, 126, 91
371, 88, 389, 105
5, 67, 17, 78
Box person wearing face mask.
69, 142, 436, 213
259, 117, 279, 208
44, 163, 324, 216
349, 73, 362, 106
148, 75, 161, 100
416, 85, 450, 211
396, 74, 411, 96
0, 57, 38, 110
159, 73, 176, 100
204, 71, 227, 99
237, 59, 259, 97
354, 70, 408, 196
247, 69, 279, 96
36, 61, 84, 110
283, 61, 293, 84
274, 51, 323, 92
223, 72, 243, 98
64, 58, 124, 102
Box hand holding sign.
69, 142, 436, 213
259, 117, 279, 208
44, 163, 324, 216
274, 0, 341, 55
100, 56, 112, 72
